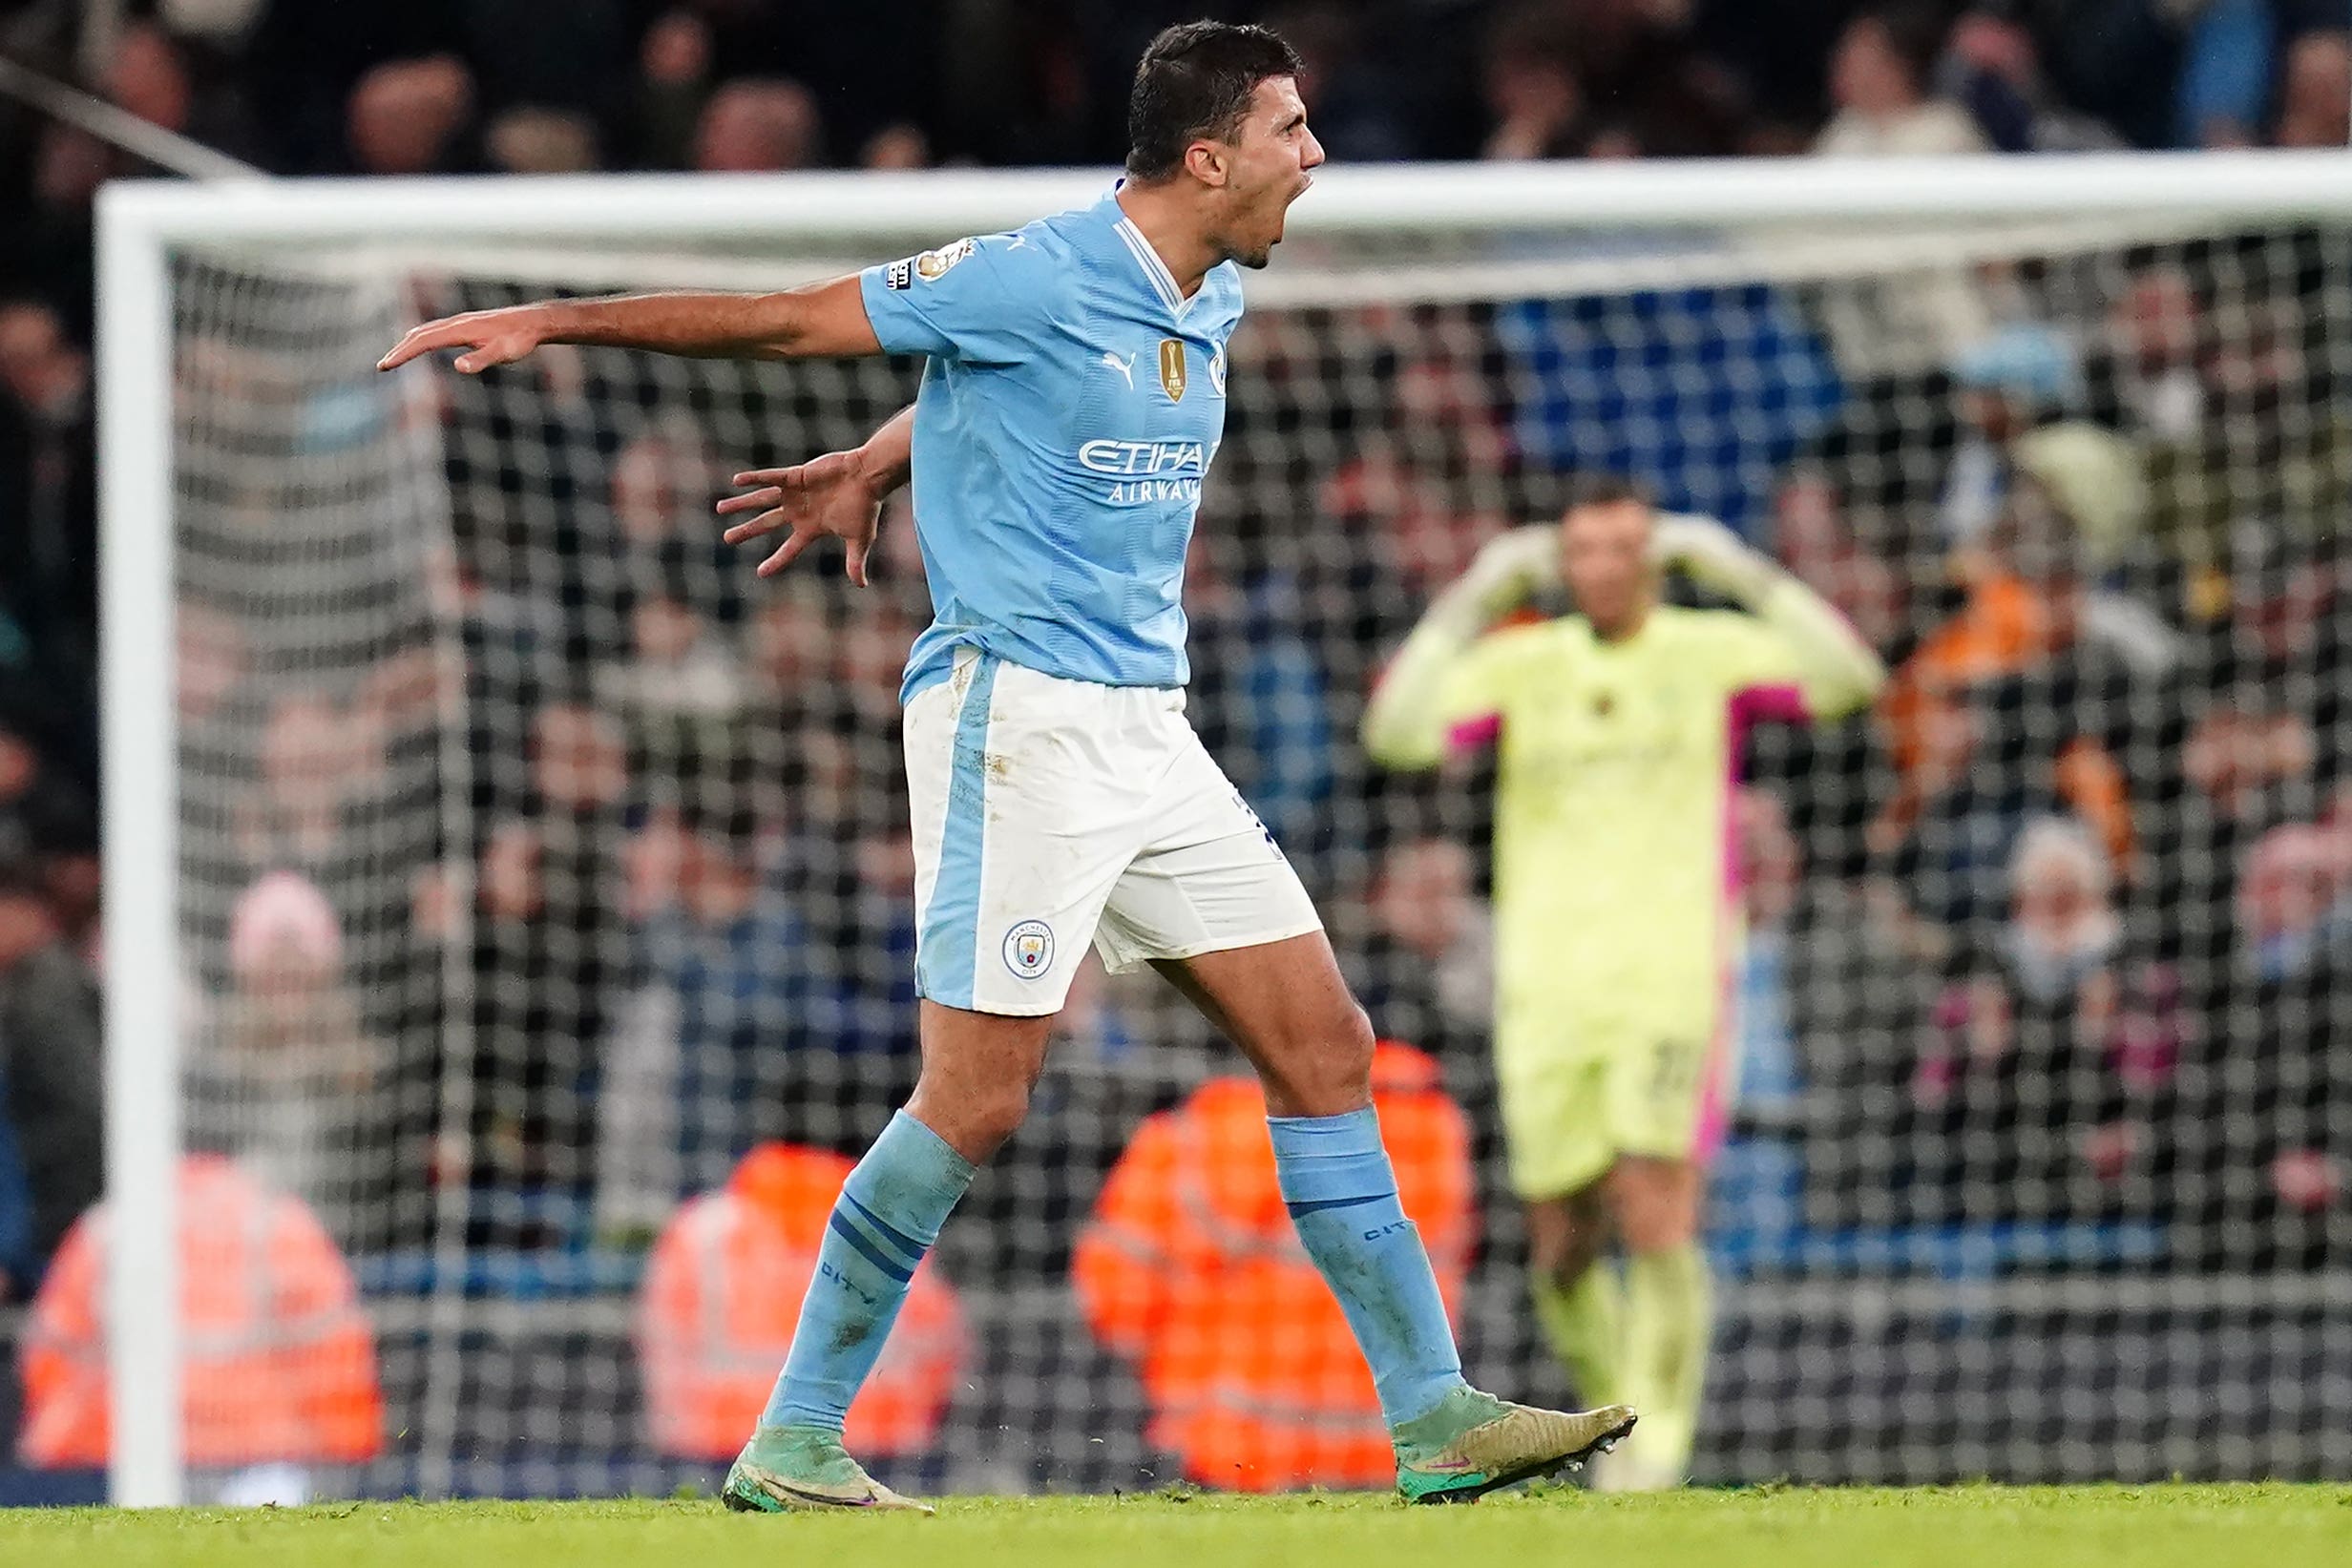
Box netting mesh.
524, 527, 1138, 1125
156, 205, 2352, 1497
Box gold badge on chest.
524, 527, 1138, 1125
1158, 338, 1187, 402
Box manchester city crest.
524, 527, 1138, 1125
1003, 919, 1055, 979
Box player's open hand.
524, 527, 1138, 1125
718, 449, 886, 586
377, 307, 555, 374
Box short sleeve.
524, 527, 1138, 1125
858, 231, 1056, 366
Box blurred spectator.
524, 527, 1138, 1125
605, 593, 746, 722
1937, 323, 2085, 556
1317, 332, 1520, 631
1073, 1040, 1473, 1492
633, 9, 713, 168
234, 692, 370, 886
1354, 837, 1493, 1053
631, 805, 821, 1200
486, 106, 601, 174
2088, 265, 2209, 444
2234, 820, 2350, 987
637, 1142, 966, 1463
0, 853, 103, 1296
1480, 4, 1587, 160
1185, 534, 1334, 852
0, 300, 96, 740
1938, 9, 2126, 152
2145, 296, 2352, 572
1480, 0, 1746, 160
5, 123, 109, 335
2176, 818, 2352, 1265
105, 22, 194, 137
860, 123, 931, 170
18, 1153, 385, 1501
193, 870, 385, 1247
1815, 4, 1990, 157
1770, 469, 1907, 657
2176, 0, 2285, 147
832, 594, 918, 736
2185, 526, 2344, 803
346, 55, 477, 176
1908, 816, 2188, 1220
1877, 423, 2172, 894
2274, 29, 2351, 147
692, 77, 821, 173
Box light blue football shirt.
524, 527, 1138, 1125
859, 189, 1245, 702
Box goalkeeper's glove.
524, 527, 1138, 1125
1438, 525, 1560, 631
1650, 512, 1777, 603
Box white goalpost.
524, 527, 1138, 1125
97, 151, 2352, 1506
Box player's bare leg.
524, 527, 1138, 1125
904, 1002, 1060, 1162
1525, 1184, 1626, 1411
1155, 934, 1636, 1502
1595, 1154, 1709, 1491
725, 1003, 1054, 1515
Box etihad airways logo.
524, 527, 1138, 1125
1079, 438, 1209, 504
1078, 440, 1208, 475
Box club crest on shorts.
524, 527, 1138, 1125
1158, 338, 1187, 402
1003, 919, 1055, 979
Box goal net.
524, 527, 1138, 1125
100, 157, 2352, 1501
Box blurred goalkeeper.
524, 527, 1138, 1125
382, 20, 1633, 1514
1362, 478, 1886, 1489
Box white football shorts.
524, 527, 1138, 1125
903, 647, 1323, 1016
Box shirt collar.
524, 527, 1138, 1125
1099, 185, 1198, 319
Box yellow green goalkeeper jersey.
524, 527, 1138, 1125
1434, 606, 1816, 1071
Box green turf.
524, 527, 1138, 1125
6, 1484, 2348, 1568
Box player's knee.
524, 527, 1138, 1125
963, 1083, 1033, 1158
1279, 1005, 1376, 1116
1611, 1166, 1701, 1252
1531, 1223, 1606, 1293
910, 1076, 1033, 1162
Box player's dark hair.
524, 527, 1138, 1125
1125, 22, 1303, 183
1562, 472, 1654, 515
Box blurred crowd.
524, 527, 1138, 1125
3, 1, 2351, 1333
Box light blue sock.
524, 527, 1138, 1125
760, 1111, 976, 1432
1268, 1106, 1467, 1429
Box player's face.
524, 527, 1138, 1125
1558, 499, 1656, 638
1212, 76, 1323, 269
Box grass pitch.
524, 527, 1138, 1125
5, 1483, 2347, 1568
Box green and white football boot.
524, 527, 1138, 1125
1393, 1387, 1638, 1505
722, 1425, 934, 1515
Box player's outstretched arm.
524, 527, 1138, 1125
376, 274, 882, 375
1361, 527, 1556, 769
1652, 513, 1888, 718
716, 406, 914, 587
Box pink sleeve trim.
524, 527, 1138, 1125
1446, 714, 1502, 752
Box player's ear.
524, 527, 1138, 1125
1185, 138, 1230, 189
